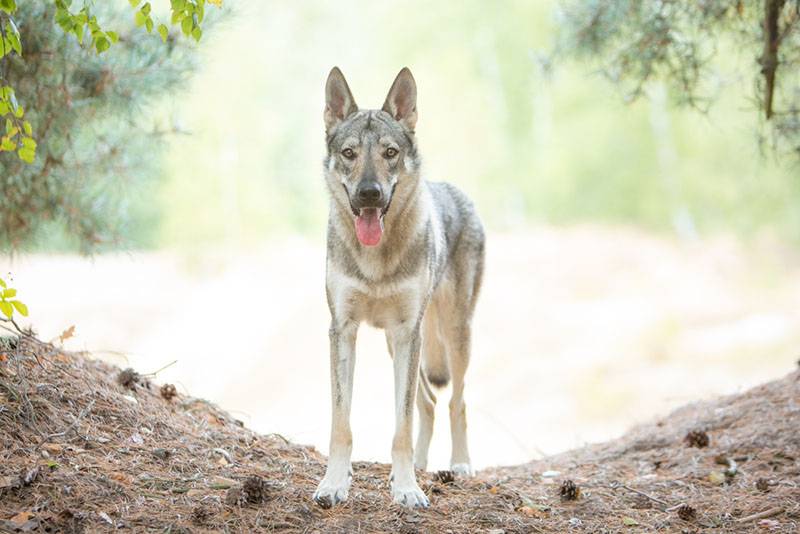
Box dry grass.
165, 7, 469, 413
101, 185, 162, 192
1, 333, 798, 533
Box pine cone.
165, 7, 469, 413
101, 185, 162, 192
676, 503, 696, 521
117, 368, 140, 389
191, 504, 212, 525
434, 470, 455, 484
160, 383, 178, 401
684, 430, 709, 448
559, 479, 580, 501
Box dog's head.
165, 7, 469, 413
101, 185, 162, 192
323, 67, 420, 247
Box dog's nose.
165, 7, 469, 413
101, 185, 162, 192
356, 182, 382, 204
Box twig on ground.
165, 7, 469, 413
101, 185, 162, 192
611, 482, 670, 508
736, 507, 784, 523
144, 360, 178, 377
37, 399, 95, 447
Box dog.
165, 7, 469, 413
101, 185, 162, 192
314, 67, 485, 508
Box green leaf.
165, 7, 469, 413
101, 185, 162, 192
2, 288, 16, 299
18, 146, 35, 163
21, 136, 36, 149
134, 10, 146, 27
95, 36, 110, 53
11, 300, 28, 317
1, 136, 15, 151
0, 0, 18, 15
7, 18, 21, 55
141, 2, 151, 16
145, 17, 153, 33
158, 24, 169, 42
22, 120, 31, 135
107, 31, 119, 43
0, 278, 6, 289
128, 0, 141, 6
622, 517, 639, 526
0, 301, 12, 319
181, 15, 192, 36
191, 26, 201, 42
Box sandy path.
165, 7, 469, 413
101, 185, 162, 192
3, 226, 799, 470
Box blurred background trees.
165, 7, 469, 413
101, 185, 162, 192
1, 0, 799, 253
558, 0, 800, 158
0, 2, 211, 252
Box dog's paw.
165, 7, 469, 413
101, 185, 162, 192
313, 477, 350, 508
392, 483, 430, 508
450, 463, 474, 477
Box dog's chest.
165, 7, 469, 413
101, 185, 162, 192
327, 261, 430, 329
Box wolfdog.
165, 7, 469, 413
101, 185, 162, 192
314, 67, 485, 508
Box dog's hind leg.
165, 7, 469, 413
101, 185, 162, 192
414, 308, 444, 470
444, 320, 473, 476
414, 366, 437, 471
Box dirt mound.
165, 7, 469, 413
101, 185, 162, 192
1, 333, 798, 533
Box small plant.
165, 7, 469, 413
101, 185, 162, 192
0, 276, 28, 320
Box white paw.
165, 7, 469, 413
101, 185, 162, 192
451, 463, 474, 477
313, 475, 351, 508
392, 482, 430, 508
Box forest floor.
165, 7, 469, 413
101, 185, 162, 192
0, 334, 798, 533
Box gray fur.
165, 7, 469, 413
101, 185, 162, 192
314, 67, 485, 509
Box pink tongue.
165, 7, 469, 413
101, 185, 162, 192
355, 208, 383, 246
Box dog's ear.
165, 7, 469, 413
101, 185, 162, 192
325, 67, 358, 132
382, 67, 417, 131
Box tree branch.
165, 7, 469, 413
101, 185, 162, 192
760, 0, 786, 120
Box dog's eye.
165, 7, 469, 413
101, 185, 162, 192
385, 147, 398, 158
341, 148, 356, 160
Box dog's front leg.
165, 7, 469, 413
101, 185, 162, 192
387, 322, 430, 508
314, 319, 358, 506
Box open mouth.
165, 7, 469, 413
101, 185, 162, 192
343, 183, 396, 247
354, 207, 384, 247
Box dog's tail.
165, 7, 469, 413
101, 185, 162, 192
423, 341, 450, 389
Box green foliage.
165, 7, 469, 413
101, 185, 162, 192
557, 0, 800, 158
0, 277, 28, 319
0, 0, 221, 166
0, 2, 220, 251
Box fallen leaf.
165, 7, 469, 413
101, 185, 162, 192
206, 413, 224, 426
10, 511, 32, 525
109, 472, 131, 484
622, 516, 639, 526
709, 471, 726, 485
58, 325, 75, 343
759, 519, 781, 530
519, 505, 549, 519
42, 443, 62, 454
